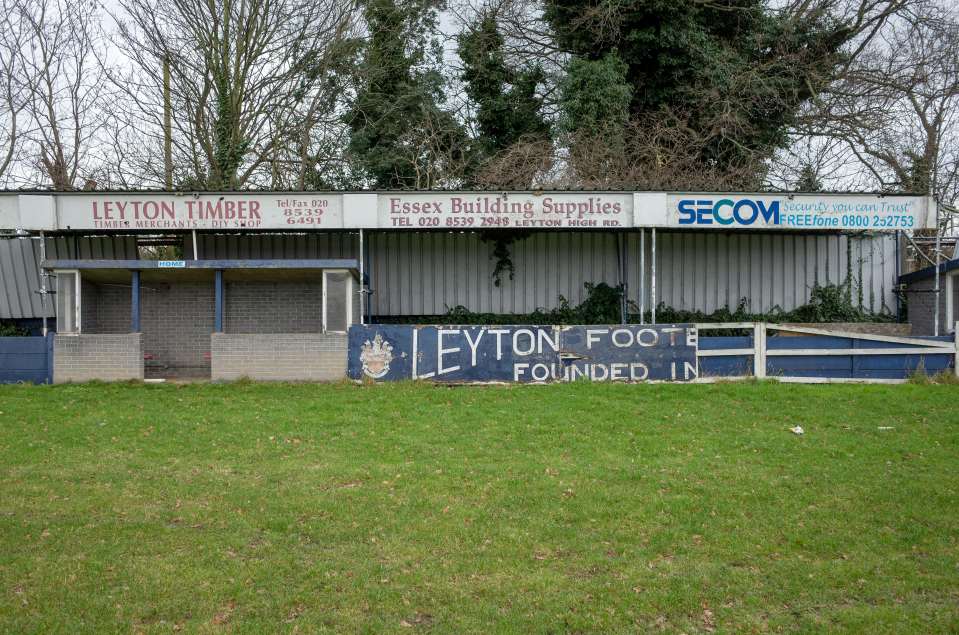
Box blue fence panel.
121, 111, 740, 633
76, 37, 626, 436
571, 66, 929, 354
765, 333, 953, 379
0, 335, 52, 384
698, 336, 752, 377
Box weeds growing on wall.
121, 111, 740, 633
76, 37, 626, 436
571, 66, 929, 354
478, 230, 532, 287
0, 322, 29, 336
650, 282, 893, 325
375, 280, 894, 325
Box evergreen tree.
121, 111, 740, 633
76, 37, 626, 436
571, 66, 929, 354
557, 54, 632, 140
458, 13, 549, 159
346, 0, 467, 188
543, 1, 854, 168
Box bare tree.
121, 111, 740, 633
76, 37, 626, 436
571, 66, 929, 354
110, 0, 358, 190
796, 0, 959, 204
0, 0, 31, 185
4, 0, 109, 189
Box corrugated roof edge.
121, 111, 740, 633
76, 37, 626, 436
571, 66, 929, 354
899, 258, 959, 284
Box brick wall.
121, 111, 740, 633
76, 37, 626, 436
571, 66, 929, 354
905, 275, 959, 335
225, 281, 322, 333
85, 282, 214, 373
73, 277, 345, 379
80, 279, 98, 332
211, 333, 346, 381
54, 334, 142, 383
90, 284, 130, 333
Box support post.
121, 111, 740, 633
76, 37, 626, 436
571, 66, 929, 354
934, 201, 941, 336
359, 229, 365, 325
895, 231, 901, 322
753, 322, 767, 378
651, 228, 657, 324
639, 229, 645, 324
39, 231, 47, 335
619, 232, 627, 324
365, 231, 373, 321
954, 321, 958, 378
214, 269, 223, 333
192, 229, 199, 260
945, 272, 954, 334
131, 270, 141, 333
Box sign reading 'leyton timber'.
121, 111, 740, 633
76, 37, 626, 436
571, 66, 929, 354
348, 324, 699, 383
57, 193, 344, 230
1, 191, 935, 231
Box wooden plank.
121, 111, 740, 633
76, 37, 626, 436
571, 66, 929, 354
774, 376, 908, 385
767, 347, 956, 356
693, 322, 756, 329
693, 375, 908, 385
697, 348, 755, 357
767, 323, 954, 348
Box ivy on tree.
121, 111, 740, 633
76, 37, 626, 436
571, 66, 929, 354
458, 12, 549, 163
346, 0, 467, 188
543, 0, 856, 167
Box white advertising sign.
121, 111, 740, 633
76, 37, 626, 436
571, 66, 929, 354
55, 193, 344, 231
3, 191, 935, 232
634, 193, 932, 231
377, 192, 633, 230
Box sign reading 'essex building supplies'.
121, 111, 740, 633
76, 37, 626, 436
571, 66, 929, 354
378, 193, 632, 229
348, 324, 699, 383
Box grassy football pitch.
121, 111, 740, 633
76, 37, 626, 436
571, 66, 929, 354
0, 381, 957, 633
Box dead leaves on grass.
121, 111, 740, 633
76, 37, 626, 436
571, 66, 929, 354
211, 600, 236, 626
702, 601, 716, 632
400, 612, 433, 628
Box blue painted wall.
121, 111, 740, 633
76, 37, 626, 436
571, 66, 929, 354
0, 335, 52, 384
350, 325, 699, 382
352, 326, 954, 382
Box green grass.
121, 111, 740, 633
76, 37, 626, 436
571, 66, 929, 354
1, 381, 958, 634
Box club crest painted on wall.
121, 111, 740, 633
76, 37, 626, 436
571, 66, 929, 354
360, 333, 394, 378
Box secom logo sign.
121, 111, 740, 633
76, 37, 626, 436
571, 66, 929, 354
677, 198, 781, 226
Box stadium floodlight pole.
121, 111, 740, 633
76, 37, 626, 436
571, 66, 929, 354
639, 229, 645, 324
651, 228, 657, 324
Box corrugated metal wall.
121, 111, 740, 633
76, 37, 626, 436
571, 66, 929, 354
2, 231, 899, 320
195, 230, 898, 317
366, 231, 898, 316
627, 231, 898, 316
0, 236, 137, 318
366, 232, 621, 315
191, 233, 356, 259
